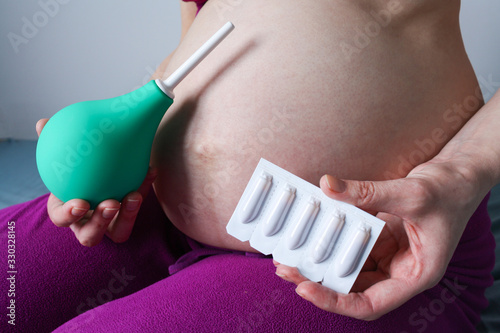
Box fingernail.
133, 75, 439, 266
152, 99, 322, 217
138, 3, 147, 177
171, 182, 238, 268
275, 271, 286, 278
125, 199, 140, 212
325, 175, 346, 193
295, 288, 305, 298
71, 207, 87, 217
102, 208, 119, 219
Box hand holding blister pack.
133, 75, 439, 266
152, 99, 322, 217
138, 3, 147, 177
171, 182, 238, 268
226, 159, 386, 294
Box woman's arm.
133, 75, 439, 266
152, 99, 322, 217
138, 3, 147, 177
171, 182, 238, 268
275, 88, 500, 319
436, 90, 500, 188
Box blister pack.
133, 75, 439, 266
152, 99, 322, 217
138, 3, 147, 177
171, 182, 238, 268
226, 158, 386, 294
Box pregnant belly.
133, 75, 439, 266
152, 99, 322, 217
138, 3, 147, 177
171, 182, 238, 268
151, 0, 481, 251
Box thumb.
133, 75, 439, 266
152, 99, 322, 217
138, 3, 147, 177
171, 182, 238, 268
319, 174, 407, 215
136, 167, 158, 199
36, 118, 49, 137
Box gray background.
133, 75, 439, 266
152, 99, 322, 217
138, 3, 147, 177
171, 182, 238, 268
0, 2, 499, 331
0, 0, 499, 139
0, 0, 180, 139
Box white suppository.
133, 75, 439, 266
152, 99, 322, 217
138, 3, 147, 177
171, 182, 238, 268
226, 158, 386, 294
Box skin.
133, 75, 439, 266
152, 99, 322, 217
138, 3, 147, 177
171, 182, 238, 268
37, 0, 500, 320
36, 117, 156, 246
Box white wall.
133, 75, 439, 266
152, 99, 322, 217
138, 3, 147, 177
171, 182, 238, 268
460, 1, 500, 102
0, 1, 499, 139
0, 0, 181, 139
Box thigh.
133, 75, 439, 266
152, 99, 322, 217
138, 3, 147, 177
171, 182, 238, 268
0, 191, 188, 332
52, 195, 495, 333
54, 252, 477, 333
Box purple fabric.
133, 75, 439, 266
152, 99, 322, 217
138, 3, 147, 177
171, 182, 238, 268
0, 191, 494, 332
183, 0, 208, 12
0, 191, 190, 332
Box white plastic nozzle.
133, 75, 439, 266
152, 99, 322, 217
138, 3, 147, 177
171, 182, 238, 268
155, 21, 235, 98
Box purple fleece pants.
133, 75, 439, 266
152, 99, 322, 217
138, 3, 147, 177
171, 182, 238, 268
0, 191, 494, 332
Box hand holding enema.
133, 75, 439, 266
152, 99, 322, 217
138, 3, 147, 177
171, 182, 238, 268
36, 118, 157, 247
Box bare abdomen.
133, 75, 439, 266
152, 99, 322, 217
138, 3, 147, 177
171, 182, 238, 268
151, 0, 480, 251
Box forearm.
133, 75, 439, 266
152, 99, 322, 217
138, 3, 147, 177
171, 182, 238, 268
436, 88, 500, 190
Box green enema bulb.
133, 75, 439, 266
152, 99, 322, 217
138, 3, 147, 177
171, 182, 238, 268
36, 22, 234, 209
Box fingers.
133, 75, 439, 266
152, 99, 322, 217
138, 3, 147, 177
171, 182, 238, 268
106, 192, 143, 243
106, 166, 157, 243
274, 262, 399, 320
275, 263, 309, 285
49, 193, 139, 246
320, 175, 407, 216
273, 262, 377, 319
47, 193, 117, 247
274, 259, 423, 320
48, 195, 120, 247
296, 276, 417, 321
70, 200, 120, 247
47, 194, 90, 227
273, 261, 389, 320
48, 166, 157, 246
136, 167, 158, 199
36, 118, 49, 136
